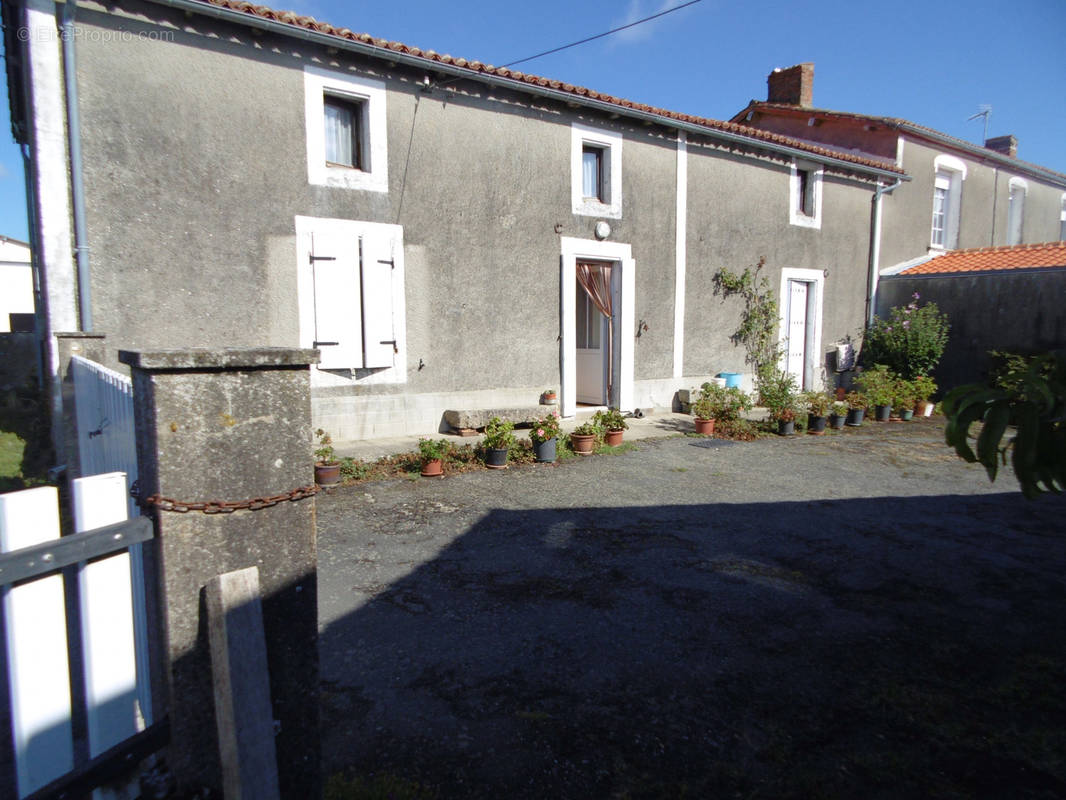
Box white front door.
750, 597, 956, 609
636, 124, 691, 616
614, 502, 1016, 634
786, 279, 808, 389
575, 279, 607, 405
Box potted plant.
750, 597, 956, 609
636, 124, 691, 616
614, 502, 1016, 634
418, 437, 449, 476
691, 383, 752, 435
593, 408, 628, 446
760, 371, 800, 436
540, 388, 557, 405
856, 364, 896, 422
891, 377, 916, 421
828, 400, 849, 430
481, 416, 515, 469
529, 409, 561, 463
844, 391, 868, 427
803, 390, 831, 435
569, 421, 599, 455
912, 375, 937, 416
314, 428, 341, 485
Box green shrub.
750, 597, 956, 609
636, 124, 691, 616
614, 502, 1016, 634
861, 292, 949, 379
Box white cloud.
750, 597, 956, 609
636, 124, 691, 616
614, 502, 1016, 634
610, 0, 688, 45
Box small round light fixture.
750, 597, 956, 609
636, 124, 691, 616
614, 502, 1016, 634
594, 220, 611, 240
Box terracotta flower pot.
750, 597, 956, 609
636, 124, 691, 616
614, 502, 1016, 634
541, 392, 557, 405
694, 417, 715, 435
420, 458, 443, 477
570, 433, 596, 455
604, 429, 624, 447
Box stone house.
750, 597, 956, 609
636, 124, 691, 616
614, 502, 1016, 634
6, 0, 907, 442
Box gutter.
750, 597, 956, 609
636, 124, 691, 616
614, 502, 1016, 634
145, 0, 907, 183
60, 0, 93, 330
866, 177, 904, 327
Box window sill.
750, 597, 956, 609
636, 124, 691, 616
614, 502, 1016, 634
573, 198, 622, 219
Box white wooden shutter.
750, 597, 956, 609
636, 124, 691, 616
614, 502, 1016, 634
786, 280, 807, 387
360, 231, 398, 368
310, 229, 363, 369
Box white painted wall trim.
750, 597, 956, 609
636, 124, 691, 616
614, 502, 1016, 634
559, 237, 634, 417
933, 153, 968, 180
672, 132, 687, 378
777, 267, 825, 389
788, 159, 823, 229
570, 122, 623, 219
25, 0, 77, 345
895, 135, 905, 169
303, 66, 389, 193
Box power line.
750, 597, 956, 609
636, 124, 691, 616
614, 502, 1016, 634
501, 0, 703, 69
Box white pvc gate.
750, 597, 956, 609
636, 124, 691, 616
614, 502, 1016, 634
1, 476, 148, 798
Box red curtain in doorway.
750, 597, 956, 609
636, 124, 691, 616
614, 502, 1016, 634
576, 261, 614, 401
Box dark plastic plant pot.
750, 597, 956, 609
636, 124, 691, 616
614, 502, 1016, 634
807, 414, 827, 435
828, 414, 846, 430
776, 419, 795, 436
532, 437, 557, 463
315, 462, 341, 485
484, 448, 509, 469
874, 404, 892, 422
899, 409, 914, 421
845, 408, 865, 427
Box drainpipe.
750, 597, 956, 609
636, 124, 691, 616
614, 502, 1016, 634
60, 0, 93, 330
866, 177, 903, 327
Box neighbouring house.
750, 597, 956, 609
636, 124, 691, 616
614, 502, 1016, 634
731, 63, 1066, 318
0, 235, 33, 333
877, 241, 1066, 389
4, 0, 909, 444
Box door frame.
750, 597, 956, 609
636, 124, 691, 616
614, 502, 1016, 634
777, 267, 825, 390
560, 237, 634, 417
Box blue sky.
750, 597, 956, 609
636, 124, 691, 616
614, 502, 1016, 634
2, 0, 1065, 242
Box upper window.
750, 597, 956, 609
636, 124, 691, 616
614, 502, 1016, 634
571, 123, 622, 218
304, 66, 388, 193
930, 155, 967, 250
1007, 177, 1027, 246
1060, 194, 1066, 241
788, 160, 822, 229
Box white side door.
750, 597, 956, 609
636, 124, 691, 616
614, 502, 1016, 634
575, 281, 607, 405
786, 279, 808, 389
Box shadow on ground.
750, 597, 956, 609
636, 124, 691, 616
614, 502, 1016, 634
318, 489, 1066, 799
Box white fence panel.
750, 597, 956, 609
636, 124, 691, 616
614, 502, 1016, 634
0, 486, 75, 798
70, 355, 138, 515
73, 473, 142, 760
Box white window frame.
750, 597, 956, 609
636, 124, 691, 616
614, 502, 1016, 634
294, 215, 406, 385
930, 154, 967, 250
571, 123, 622, 218
559, 237, 634, 417
776, 267, 825, 391
304, 66, 388, 193
1007, 177, 1027, 246
1060, 193, 1066, 241
788, 160, 823, 229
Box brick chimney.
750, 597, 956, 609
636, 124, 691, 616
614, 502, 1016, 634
767, 63, 814, 107
985, 134, 1018, 158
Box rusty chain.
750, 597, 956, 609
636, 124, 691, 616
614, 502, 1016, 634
134, 483, 320, 514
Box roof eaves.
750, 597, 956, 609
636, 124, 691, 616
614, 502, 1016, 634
146, 0, 906, 180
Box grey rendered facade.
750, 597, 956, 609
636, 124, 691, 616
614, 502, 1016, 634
8, 0, 904, 442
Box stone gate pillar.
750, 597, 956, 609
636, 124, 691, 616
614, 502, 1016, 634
120, 348, 320, 799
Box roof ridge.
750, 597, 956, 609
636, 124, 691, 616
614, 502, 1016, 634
187, 0, 904, 175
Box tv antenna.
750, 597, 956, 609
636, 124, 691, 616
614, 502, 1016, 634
967, 105, 992, 144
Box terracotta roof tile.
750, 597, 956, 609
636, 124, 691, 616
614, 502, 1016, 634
902, 242, 1066, 275
738, 102, 1066, 184
187, 0, 904, 176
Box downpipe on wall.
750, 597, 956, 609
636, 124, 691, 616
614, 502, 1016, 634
60, 0, 93, 331
866, 177, 903, 327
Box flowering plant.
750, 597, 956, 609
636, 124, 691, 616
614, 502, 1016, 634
529, 409, 561, 444
855, 364, 897, 407
593, 408, 628, 431
692, 383, 752, 421
861, 293, 949, 379
911, 374, 937, 402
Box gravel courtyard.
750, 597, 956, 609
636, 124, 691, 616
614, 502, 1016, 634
316, 419, 1066, 799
